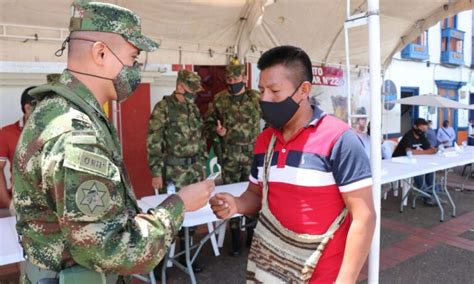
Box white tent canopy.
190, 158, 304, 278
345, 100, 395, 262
395, 94, 474, 110
1, 1, 473, 283
0, 0, 473, 67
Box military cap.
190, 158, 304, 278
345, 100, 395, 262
69, 1, 159, 52
177, 70, 203, 92
46, 73, 61, 83
225, 64, 246, 77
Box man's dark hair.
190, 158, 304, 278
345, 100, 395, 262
414, 118, 428, 127
21, 86, 37, 113
442, 120, 449, 128
257, 45, 313, 87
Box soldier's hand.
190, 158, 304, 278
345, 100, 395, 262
210, 193, 238, 219
152, 176, 163, 191
178, 180, 214, 212
216, 120, 227, 137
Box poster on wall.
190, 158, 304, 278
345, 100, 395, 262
310, 66, 370, 124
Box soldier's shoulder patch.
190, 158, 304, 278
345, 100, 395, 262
75, 180, 111, 217
64, 145, 121, 182
67, 130, 98, 145
69, 108, 93, 124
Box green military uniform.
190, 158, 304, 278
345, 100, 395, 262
13, 2, 183, 283
147, 70, 207, 191
204, 65, 261, 184
204, 64, 261, 255
46, 73, 61, 84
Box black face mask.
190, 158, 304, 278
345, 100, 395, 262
227, 81, 245, 94
259, 83, 302, 129
183, 91, 196, 102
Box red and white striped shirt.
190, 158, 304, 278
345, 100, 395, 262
249, 106, 372, 283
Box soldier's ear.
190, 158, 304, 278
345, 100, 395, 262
91, 41, 107, 66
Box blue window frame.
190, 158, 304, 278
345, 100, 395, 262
401, 31, 429, 60
440, 15, 464, 65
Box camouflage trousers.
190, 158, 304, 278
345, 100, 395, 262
163, 162, 205, 192
221, 146, 253, 184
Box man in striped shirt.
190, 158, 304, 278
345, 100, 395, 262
211, 46, 375, 283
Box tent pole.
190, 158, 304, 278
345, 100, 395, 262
367, 0, 382, 283
344, 0, 352, 124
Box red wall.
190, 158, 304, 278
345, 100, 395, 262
119, 83, 153, 198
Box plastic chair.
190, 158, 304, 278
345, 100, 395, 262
382, 140, 399, 199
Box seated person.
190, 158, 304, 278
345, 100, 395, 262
393, 118, 438, 206
366, 122, 392, 159
437, 120, 456, 148
426, 120, 438, 148
468, 119, 474, 146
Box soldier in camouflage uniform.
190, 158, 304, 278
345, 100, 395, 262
204, 64, 261, 256
147, 70, 207, 272
13, 2, 213, 283
147, 70, 207, 193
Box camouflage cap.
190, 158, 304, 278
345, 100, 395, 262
177, 70, 203, 92
69, 1, 159, 52
225, 64, 246, 77
46, 73, 61, 83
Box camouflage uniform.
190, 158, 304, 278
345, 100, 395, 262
204, 65, 261, 184
147, 70, 207, 191
13, 2, 182, 283
204, 64, 261, 254
46, 73, 61, 84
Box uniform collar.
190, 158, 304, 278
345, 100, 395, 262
59, 70, 107, 116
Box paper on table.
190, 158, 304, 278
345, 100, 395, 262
390, 157, 417, 164
443, 151, 459, 158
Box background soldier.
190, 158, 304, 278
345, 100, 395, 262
147, 69, 208, 192
13, 2, 212, 283
204, 63, 261, 256
147, 69, 208, 272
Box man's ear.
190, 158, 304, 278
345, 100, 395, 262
24, 104, 33, 114
176, 82, 184, 93
300, 81, 312, 98
91, 41, 108, 66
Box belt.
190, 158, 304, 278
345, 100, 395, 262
166, 155, 198, 166
25, 260, 58, 284
25, 260, 119, 284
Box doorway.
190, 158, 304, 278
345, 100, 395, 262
400, 87, 419, 135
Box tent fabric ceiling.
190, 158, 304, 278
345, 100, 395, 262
0, 0, 473, 67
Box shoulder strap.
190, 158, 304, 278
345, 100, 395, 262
163, 95, 178, 123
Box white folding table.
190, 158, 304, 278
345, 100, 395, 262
0, 216, 24, 266
381, 146, 474, 221
138, 182, 248, 284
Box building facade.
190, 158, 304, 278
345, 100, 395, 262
384, 10, 473, 143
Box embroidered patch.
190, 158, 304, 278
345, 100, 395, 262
75, 180, 111, 217
67, 135, 97, 145
79, 151, 108, 176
